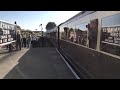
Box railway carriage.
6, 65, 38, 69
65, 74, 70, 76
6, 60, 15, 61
47, 11, 120, 79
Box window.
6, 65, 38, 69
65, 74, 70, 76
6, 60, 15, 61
60, 18, 99, 50
62, 22, 88, 44
60, 25, 64, 40
75, 23, 88, 46
63, 27, 69, 40
68, 27, 75, 42
102, 13, 120, 27
100, 13, 120, 56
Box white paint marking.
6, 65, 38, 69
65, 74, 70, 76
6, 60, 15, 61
16, 66, 30, 79
56, 48, 80, 79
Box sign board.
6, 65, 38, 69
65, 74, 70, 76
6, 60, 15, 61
101, 26, 120, 46
0, 21, 15, 44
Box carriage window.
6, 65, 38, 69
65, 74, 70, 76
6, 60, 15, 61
60, 25, 66, 40
75, 23, 88, 46
68, 27, 75, 42
62, 26, 68, 40
100, 13, 120, 56
102, 13, 120, 27
62, 24, 76, 42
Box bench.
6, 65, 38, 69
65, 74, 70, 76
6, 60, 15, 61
0, 40, 16, 52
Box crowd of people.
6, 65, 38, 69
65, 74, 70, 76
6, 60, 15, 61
15, 31, 44, 51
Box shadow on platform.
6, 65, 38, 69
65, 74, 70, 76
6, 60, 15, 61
3, 38, 75, 79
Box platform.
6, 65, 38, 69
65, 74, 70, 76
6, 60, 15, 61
0, 47, 76, 79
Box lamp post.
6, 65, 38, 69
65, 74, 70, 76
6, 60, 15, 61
39, 24, 43, 36
14, 21, 17, 25
39, 24, 43, 31
14, 21, 17, 31
14, 21, 17, 35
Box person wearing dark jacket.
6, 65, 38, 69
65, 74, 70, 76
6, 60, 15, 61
31, 33, 37, 48
88, 20, 98, 49
22, 36, 26, 47
41, 35, 45, 47
16, 30, 21, 50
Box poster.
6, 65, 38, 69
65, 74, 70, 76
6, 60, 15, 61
101, 26, 120, 45
0, 22, 15, 44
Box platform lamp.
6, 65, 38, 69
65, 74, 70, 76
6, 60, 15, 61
14, 21, 17, 35
39, 24, 42, 31
39, 24, 43, 36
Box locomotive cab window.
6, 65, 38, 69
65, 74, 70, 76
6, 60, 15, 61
101, 13, 120, 56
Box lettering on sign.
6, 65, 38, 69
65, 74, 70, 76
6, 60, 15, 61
101, 26, 120, 45
0, 22, 15, 43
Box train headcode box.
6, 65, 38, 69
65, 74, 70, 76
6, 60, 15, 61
0, 21, 15, 44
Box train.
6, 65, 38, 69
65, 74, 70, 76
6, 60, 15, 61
46, 11, 120, 79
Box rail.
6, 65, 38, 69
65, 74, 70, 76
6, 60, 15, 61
0, 40, 16, 52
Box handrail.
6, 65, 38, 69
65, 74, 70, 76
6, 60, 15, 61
0, 40, 16, 47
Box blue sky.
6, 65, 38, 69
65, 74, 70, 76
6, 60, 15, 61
0, 11, 80, 31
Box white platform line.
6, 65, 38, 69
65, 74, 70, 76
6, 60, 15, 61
16, 66, 30, 79
56, 48, 80, 79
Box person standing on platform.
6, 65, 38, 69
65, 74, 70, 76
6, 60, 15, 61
16, 30, 22, 50
22, 36, 27, 47
31, 32, 37, 48
21, 35, 24, 47
27, 34, 31, 48
41, 35, 45, 47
